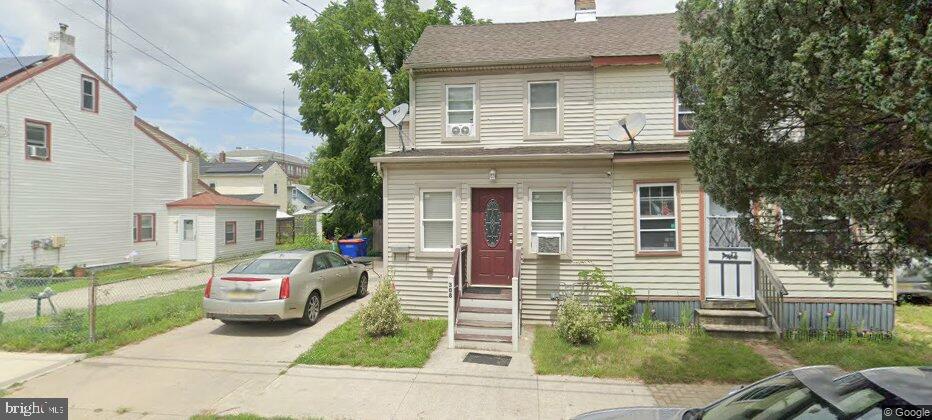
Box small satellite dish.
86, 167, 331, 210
606, 112, 648, 151
379, 103, 411, 151
380, 103, 409, 128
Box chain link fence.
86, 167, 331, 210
0, 256, 251, 345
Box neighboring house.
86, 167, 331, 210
372, 1, 894, 349
290, 184, 334, 237
220, 148, 309, 181
166, 192, 277, 262
199, 161, 289, 211
135, 117, 212, 195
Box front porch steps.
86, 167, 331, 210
696, 305, 776, 339
454, 287, 514, 351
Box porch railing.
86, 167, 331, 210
511, 246, 522, 351
754, 249, 788, 336
447, 244, 468, 348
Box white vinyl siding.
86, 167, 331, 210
595, 64, 682, 143
636, 183, 678, 252
421, 190, 455, 252
529, 190, 565, 253
528, 81, 558, 135
213, 207, 276, 260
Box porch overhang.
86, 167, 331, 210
370, 144, 623, 164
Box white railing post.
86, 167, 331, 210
511, 274, 519, 352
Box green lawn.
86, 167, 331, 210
0, 287, 204, 356
531, 326, 779, 384
779, 304, 932, 371
0, 265, 173, 303
295, 315, 446, 368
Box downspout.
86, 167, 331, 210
1, 93, 10, 270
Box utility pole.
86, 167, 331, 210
104, 0, 113, 83
281, 89, 286, 168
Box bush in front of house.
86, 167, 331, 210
556, 296, 603, 345
579, 267, 637, 326
276, 234, 331, 252
359, 276, 405, 337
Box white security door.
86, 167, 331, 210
179, 217, 197, 261
705, 195, 755, 300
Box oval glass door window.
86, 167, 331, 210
484, 199, 502, 247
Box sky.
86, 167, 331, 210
0, 0, 677, 161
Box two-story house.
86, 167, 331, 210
0, 25, 276, 269
221, 148, 309, 181
200, 159, 290, 212
372, 1, 894, 350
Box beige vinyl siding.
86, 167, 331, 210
411, 70, 594, 149
131, 126, 187, 264
213, 207, 276, 260
0, 60, 136, 269
258, 163, 289, 211
383, 159, 612, 321
612, 161, 701, 296
594, 64, 681, 143
769, 262, 893, 300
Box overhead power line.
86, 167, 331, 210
51, 0, 303, 125
0, 33, 128, 164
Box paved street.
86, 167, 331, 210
0, 259, 245, 323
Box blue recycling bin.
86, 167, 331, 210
338, 239, 366, 258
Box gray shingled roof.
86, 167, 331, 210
404, 13, 680, 70
228, 193, 262, 201
374, 143, 688, 160
0, 55, 49, 80
201, 162, 268, 174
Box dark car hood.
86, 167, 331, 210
573, 407, 689, 420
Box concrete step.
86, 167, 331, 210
455, 333, 512, 344
455, 325, 511, 337
457, 306, 512, 322
696, 309, 770, 327
702, 323, 775, 339
460, 297, 511, 309
700, 300, 757, 310
457, 319, 512, 329
453, 338, 514, 352
462, 288, 511, 301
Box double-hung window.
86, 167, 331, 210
81, 76, 97, 112
133, 213, 155, 242
528, 81, 558, 135
675, 95, 695, 133
225, 221, 237, 244
421, 190, 454, 252
530, 190, 565, 254
25, 120, 51, 161
255, 220, 265, 241
636, 183, 678, 252
446, 85, 475, 137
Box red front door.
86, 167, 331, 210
470, 188, 514, 286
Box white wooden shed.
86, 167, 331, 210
166, 192, 277, 262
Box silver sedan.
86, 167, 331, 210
203, 250, 369, 325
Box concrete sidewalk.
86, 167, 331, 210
0, 352, 84, 390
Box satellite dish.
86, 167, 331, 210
380, 103, 409, 127
379, 103, 410, 151
606, 112, 647, 151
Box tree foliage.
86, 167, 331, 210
667, 0, 930, 284
290, 0, 486, 235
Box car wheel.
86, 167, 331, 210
297, 292, 321, 326
355, 272, 369, 298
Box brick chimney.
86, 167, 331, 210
48, 23, 75, 57
575, 0, 596, 22
217, 151, 226, 163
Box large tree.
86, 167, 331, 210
290, 0, 486, 236
667, 0, 930, 284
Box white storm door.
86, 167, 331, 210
705, 195, 755, 300
180, 217, 197, 261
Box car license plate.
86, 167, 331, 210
227, 290, 256, 301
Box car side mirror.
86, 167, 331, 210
682, 408, 704, 420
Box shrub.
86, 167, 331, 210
579, 267, 636, 326
277, 234, 331, 251
556, 297, 603, 345
359, 277, 405, 337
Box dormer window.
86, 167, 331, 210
446, 85, 475, 138
81, 75, 97, 112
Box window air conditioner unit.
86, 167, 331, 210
446, 123, 474, 137
536, 233, 563, 255
27, 145, 48, 159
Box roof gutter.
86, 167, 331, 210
371, 151, 613, 164
612, 150, 689, 163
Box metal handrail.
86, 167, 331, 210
754, 249, 788, 336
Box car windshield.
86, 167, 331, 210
700, 373, 843, 420
228, 259, 301, 275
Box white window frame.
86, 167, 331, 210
420, 189, 456, 253
528, 81, 560, 136
675, 95, 694, 133
24, 120, 50, 161
529, 189, 566, 254
636, 182, 679, 252
81, 75, 97, 112
445, 84, 475, 135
